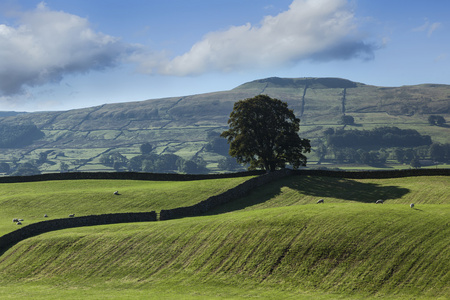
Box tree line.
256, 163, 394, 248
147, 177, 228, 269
99, 143, 208, 174
325, 127, 432, 149
0, 124, 44, 148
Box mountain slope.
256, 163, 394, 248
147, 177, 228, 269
0, 77, 449, 172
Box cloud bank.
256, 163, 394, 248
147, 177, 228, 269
0, 0, 376, 98
141, 0, 375, 76
0, 2, 132, 96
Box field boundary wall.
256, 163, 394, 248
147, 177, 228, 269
0, 170, 265, 183
160, 169, 292, 220
292, 168, 450, 178
0, 212, 157, 252
0, 168, 448, 251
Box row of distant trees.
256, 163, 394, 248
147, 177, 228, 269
99, 143, 209, 174
321, 143, 450, 167
318, 125, 450, 167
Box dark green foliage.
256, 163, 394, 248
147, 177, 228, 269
221, 95, 311, 172
99, 151, 128, 170
340, 115, 355, 125
0, 124, 44, 148
429, 143, 450, 163
59, 162, 69, 173
0, 162, 10, 173
127, 153, 208, 174
177, 159, 208, 174
11, 162, 41, 176
218, 157, 242, 172
428, 115, 446, 126
327, 127, 432, 149
410, 157, 422, 168
140, 143, 153, 154
333, 148, 387, 165
205, 137, 229, 156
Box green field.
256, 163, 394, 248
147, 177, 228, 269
0, 175, 449, 299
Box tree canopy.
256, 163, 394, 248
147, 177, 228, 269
221, 95, 311, 172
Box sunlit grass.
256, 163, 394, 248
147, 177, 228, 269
0, 175, 448, 299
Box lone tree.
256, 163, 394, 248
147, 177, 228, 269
221, 95, 311, 172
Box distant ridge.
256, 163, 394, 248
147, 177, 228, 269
235, 77, 360, 89
0, 111, 27, 118
0, 76, 448, 173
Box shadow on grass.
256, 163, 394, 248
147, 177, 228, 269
206, 175, 411, 215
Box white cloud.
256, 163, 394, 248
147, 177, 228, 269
413, 20, 442, 37
0, 2, 133, 96
139, 0, 375, 76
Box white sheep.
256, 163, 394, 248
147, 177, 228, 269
113, 191, 120, 195
410, 203, 414, 208
44, 214, 48, 218
69, 214, 75, 218
376, 199, 384, 204
16, 221, 22, 225
317, 199, 324, 204
12, 218, 18, 223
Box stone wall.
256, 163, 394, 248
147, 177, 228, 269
160, 169, 292, 220
0, 212, 156, 252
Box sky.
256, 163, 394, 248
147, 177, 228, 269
0, 0, 449, 112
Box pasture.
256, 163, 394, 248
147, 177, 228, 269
0, 174, 448, 299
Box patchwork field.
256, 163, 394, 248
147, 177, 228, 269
0, 174, 449, 299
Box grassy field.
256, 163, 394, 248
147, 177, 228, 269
0, 175, 448, 299
0, 176, 253, 236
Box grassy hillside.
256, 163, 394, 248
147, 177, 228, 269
0, 175, 448, 299
0, 176, 253, 236
0, 77, 449, 173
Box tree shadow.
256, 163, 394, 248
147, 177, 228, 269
206, 175, 411, 215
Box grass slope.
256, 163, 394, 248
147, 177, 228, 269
0, 176, 253, 236
0, 175, 449, 299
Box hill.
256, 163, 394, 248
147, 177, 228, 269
0, 174, 448, 299
0, 77, 449, 173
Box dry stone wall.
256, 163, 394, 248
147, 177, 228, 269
0, 212, 156, 252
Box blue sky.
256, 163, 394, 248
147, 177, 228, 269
0, 0, 448, 112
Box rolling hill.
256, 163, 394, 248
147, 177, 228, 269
0, 174, 448, 299
0, 77, 449, 173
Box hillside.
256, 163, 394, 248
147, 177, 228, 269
0, 77, 449, 173
0, 175, 448, 299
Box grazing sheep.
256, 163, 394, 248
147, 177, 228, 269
69, 214, 75, 218
376, 199, 384, 204
113, 191, 120, 195
12, 218, 18, 223
16, 221, 22, 225
44, 214, 48, 217
317, 199, 324, 204
410, 203, 414, 208
18, 219, 23, 222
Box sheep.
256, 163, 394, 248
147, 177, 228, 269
410, 203, 414, 208
317, 199, 324, 204
69, 214, 75, 218
12, 218, 18, 223
16, 221, 22, 225
376, 199, 384, 204
113, 191, 120, 195
44, 214, 48, 218
18, 219, 24, 222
